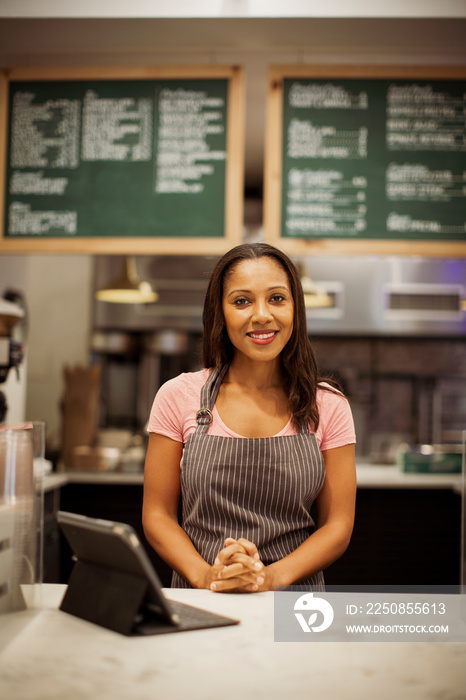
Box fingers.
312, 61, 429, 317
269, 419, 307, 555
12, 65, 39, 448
208, 538, 265, 593
210, 579, 263, 593
219, 538, 260, 562
214, 542, 249, 567
210, 555, 265, 593
235, 538, 260, 560
224, 537, 258, 555
217, 556, 264, 580
210, 569, 265, 593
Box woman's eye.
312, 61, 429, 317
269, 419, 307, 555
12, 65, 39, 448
234, 297, 249, 306
270, 294, 285, 303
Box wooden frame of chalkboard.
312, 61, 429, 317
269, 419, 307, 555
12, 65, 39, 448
264, 65, 466, 257
0, 65, 244, 254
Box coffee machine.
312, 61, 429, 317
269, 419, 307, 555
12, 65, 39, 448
0, 294, 25, 423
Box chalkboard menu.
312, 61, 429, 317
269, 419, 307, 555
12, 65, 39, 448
0, 66, 244, 253
264, 66, 466, 256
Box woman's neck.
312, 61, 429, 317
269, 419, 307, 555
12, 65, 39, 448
226, 355, 283, 390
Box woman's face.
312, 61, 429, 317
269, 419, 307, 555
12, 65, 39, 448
222, 256, 294, 365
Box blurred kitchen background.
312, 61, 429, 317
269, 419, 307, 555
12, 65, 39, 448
0, 6, 465, 587
2, 233, 465, 469
1, 9, 465, 469
4, 244, 466, 588
92, 249, 466, 463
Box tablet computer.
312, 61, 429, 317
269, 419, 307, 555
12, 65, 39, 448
57, 511, 239, 636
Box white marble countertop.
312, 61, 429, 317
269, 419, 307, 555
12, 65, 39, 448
0, 585, 465, 700
43, 470, 145, 491
43, 463, 464, 493
355, 463, 463, 492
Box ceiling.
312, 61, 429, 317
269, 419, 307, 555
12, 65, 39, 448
1, 17, 465, 189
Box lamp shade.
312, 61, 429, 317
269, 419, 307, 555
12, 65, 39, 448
95, 256, 158, 304
297, 263, 333, 309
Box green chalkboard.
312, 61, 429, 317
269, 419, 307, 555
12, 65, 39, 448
2, 72, 241, 250
280, 77, 465, 242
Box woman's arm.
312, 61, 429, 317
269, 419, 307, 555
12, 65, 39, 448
143, 433, 209, 588
142, 433, 262, 590
212, 443, 357, 591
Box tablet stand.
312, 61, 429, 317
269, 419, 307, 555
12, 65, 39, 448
60, 559, 149, 635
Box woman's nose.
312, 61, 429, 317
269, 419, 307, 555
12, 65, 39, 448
251, 300, 273, 323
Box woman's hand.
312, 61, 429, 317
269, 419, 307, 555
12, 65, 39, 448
207, 538, 273, 593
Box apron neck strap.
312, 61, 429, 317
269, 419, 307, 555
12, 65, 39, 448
298, 421, 311, 435
195, 364, 229, 431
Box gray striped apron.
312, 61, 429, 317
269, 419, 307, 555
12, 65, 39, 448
172, 365, 326, 590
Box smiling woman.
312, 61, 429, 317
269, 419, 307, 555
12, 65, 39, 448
222, 256, 293, 357
215, 256, 294, 438
143, 243, 356, 593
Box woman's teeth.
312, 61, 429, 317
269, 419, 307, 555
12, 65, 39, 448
249, 332, 275, 339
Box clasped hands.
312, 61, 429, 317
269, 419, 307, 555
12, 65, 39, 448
206, 537, 272, 593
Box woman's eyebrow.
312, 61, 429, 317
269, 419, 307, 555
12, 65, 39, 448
226, 285, 289, 298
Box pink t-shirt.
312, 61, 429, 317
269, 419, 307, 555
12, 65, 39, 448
148, 369, 355, 451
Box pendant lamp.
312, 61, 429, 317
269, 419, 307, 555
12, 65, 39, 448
297, 263, 333, 309
95, 256, 158, 304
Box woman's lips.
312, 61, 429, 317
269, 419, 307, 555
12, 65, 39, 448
247, 331, 278, 345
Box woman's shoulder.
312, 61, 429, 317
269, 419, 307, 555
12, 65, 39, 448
316, 382, 346, 404
316, 381, 351, 424
156, 367, 209, 401
148, 368, 209, 439
315, 383, 355, 448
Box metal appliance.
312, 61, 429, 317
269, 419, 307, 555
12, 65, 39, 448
0, 295, 25, 423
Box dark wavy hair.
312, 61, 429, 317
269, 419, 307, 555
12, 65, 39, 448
202, 242, 341, 431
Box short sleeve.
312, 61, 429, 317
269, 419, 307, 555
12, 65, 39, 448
147, 369, 208, 444
147, 376, 185, 442
315, 387, 356, 451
